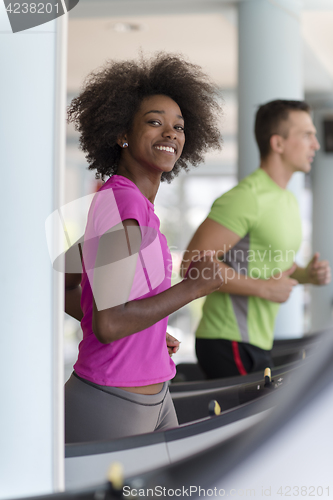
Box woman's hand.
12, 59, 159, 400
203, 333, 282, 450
183, 250, 224, 300
166, 332, 180, 357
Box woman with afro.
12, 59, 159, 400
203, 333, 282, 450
65, 52, 223, 443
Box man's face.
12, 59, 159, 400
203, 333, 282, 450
279, 110, 320, 174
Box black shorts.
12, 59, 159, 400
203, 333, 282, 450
196, 338, 273, 379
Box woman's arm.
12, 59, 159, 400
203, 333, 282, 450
92, 219, 223, 344
65, 244, 83, 322
65, 274, 83, 322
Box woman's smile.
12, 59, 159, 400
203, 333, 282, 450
153, 143, 177, 154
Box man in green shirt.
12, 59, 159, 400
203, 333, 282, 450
181, 99, 331, 378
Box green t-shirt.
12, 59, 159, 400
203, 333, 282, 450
196, 168, 302, 350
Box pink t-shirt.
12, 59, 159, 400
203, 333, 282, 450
74, 175, 176, 386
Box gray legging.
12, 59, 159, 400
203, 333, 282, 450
65, 372, 178, 443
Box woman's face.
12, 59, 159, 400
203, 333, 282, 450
121, 94, 185, 175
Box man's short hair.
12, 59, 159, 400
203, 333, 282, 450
255, 99, 311, 159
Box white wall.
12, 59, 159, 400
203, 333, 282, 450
0, 6, 66, 498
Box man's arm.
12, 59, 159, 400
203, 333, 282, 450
181, 217, 298, 303
291, 252, 331, 285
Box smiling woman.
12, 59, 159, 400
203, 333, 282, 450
67, 52, 222, 183
117, 95, 186, 181
65, 53, 223, 443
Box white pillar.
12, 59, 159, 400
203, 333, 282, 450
310, 108, 333, 332
238, 0, 304, 338
0, 6, 67, 499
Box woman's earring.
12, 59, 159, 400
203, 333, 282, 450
122, 142, 128, 148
